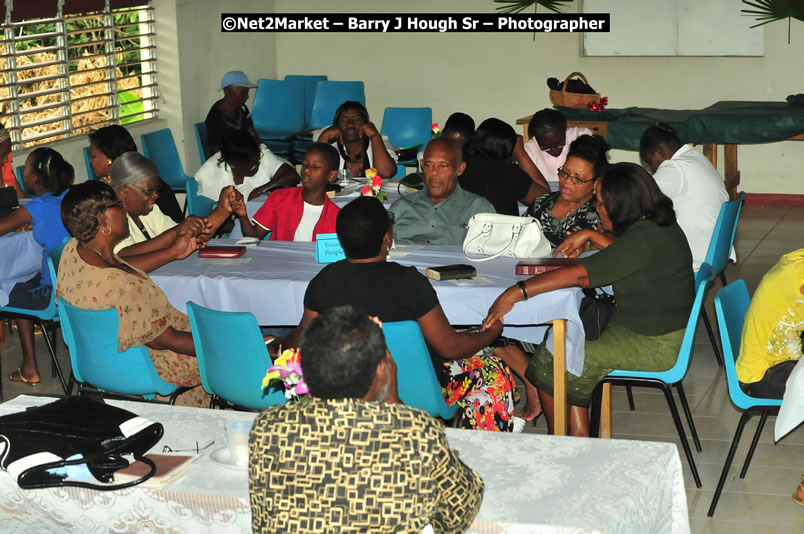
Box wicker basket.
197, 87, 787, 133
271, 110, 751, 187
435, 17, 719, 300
549, 72, 600, 109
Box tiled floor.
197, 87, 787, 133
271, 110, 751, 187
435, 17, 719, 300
1, 205, 802, 532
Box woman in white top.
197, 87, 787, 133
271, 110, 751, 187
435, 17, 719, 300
195, 130, 299, 201
110, 152, 236, 272
518, 108, 592, 191
639, 122, 730, 271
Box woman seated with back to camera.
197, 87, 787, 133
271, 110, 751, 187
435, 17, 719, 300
316, 101, 397, 179
273, 197, 517, 431
487, 163, 694, 436
109, 152, 236, 272
458, 118, 548, 216
88, 125, 184, 224
527, 135, 608, 248
57, 181, 209, 407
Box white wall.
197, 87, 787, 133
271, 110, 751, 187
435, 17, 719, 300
272, 0, 804, 195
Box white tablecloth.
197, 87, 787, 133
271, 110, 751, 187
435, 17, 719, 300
0, 395, 690, 534
0, 231, 42, 307
229, 183, 404, 238
150, 240, 587, 375
775, 356, 804, 442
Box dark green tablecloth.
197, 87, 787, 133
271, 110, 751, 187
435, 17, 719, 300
557, 101, 804, 150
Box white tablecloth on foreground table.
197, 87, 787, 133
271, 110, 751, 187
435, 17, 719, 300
0, 231, 41, 307
0, 395, 689, 534
151, 239, 587, 375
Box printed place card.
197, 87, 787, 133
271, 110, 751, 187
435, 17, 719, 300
315, 233, 346, 264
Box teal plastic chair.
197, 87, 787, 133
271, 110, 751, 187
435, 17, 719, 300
0, 242, 70, 395
140, 129, 191, 193
185, 178, 215, 218
82, 147, 98, 181
309, 81, 365, 130
591, 263, 718, 488
186, 301, 287, 410
381, 107, 432, 166
194, 122, 212, 163
251, 79, 305, 160
699, 192, 746, 367
708, 280, 783, 516
14, 165, 28, 195
57, 298, 189, 403
382, 320, 458, 422
284, 74, 328, 129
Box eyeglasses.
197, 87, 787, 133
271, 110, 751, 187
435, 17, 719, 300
105, 201, 124, 210
128, 183, 158, 197
557, 167, 595, 186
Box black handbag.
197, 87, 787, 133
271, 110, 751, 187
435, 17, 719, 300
0, 396, 163, 490
579, 288, 616, 341
0, 185, 18, 218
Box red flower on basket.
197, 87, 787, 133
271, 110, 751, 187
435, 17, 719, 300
361, 169, 387, 202
587, 96, 608, 112
261, 348, 311, 402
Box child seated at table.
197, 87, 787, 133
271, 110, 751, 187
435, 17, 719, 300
233, 143, 340, 241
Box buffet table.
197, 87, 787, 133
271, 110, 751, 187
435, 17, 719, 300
0, 395, 690, 534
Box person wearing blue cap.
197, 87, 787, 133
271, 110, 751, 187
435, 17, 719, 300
205, 71, 260, 157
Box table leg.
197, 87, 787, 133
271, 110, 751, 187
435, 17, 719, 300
724, 144, 739, 200
549, 319, 567, 436
600, 382, 612, 439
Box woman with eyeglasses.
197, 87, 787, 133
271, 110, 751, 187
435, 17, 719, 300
0, 147, 73, 386
194, 129, 299, 203
110, 152, 236, 272
527, 134, 609, 247
57, 181, 208, 407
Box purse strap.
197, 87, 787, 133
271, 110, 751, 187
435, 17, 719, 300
463, 222, 523, 263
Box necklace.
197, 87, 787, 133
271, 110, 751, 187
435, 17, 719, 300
87, 245, 136, 274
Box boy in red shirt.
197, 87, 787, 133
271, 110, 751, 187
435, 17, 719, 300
234, 143, 339, 241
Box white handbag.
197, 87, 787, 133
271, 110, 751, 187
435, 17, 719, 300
462, 213, 551, 262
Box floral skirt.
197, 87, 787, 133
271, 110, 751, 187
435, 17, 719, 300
439, 347, 518, 432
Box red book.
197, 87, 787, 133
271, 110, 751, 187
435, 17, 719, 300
515, 257, 578, 275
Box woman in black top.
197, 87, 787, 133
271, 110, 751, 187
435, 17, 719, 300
277, 197, 518, 431
459, 118, 547, 215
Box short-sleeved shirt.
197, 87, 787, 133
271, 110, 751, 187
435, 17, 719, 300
252, 186, 339, 242
523, 127, 592, 184
736, 248, 804, 384
205, 103, 253, 155
652, 144, 730, 271
458, 157, 532, 216
24, 189, 70, 286
389, 184, 495, 246
195, 144, 286, 201
304, 260, 439, 322
579, 219, 694, 336
114, 204, 177, 253
528, 191, 600, 246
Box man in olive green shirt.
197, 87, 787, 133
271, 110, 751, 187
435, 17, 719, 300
389, 138, 494, 246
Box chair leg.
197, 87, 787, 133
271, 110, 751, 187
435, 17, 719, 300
719, 271, 728, 287
701, 309, 724, 367
674, 382, 702, 452
625, 385, 635, 411
739, 410, 768, 479
661, 384, 702, 487
708, 411, 751, 516
39, 320, 68, 395
49, 326, 58, 378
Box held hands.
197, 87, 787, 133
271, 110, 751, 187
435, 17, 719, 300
217, 185, 242, 212
482, 286, 520, 331
231, 197, 247, 218
553, 230, 593, 258
177, 215, 212, 238
171, 233, 204, 260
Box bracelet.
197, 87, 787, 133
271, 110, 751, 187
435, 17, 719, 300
264, 337, 278, 347
516, 281, 529, 301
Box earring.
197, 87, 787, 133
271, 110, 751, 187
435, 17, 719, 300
101, 225, 112, 236
107, 159, 113, 166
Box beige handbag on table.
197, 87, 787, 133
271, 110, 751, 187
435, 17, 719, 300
462, 213, 551, 262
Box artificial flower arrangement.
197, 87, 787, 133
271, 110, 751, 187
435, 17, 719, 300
361, 168, 387, 203
431, 122, 441, 138
587, 96, 608, 112
261, 348, 311, 402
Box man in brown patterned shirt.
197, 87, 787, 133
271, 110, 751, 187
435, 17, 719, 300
249, 306, 484, 533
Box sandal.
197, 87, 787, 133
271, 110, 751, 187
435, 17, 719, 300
794, 476, 804, 507
9, 368, 40, 386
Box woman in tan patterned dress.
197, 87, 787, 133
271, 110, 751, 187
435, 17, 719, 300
57, 181, 209, 407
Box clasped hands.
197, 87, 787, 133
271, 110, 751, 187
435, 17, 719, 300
170, 186, 245, 260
